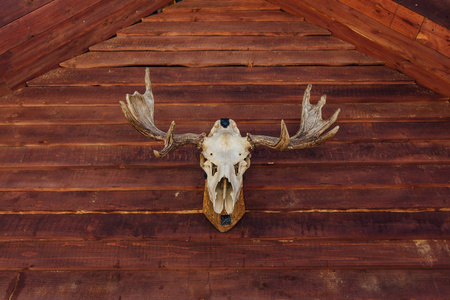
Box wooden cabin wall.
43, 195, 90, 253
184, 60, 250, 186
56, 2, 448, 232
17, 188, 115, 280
268, 0, 450, 97
392, 0, 449, 29
0, 0, 174, 97
0, 0, 449, 297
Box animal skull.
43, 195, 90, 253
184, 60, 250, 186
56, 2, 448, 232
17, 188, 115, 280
120, 68, 340, 215
200, 119, 251, 214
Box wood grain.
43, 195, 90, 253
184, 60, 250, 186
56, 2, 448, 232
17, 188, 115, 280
61, 50, 381, 68
117, 21, 330, 37
2, 122, 449, 146
269, 0, 450, 96
1, 102, 447, 125
2, 84, 444, 107
1, 187, 448, 212
90, 36, 354, 51
0, 212, 449, 240
417, 18, 450, 57
0, 165, 448, 191
142, 10, 304, 22
162, 0, 281, 12
0, 142, 448, 168
0, 0, 53, 28
0, 0, 174, 93
0, 0, 103, 56
27, 66, 415, 87
0, 270, 449, 299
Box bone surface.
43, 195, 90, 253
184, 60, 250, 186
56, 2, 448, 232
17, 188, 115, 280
200, 119, 251, 214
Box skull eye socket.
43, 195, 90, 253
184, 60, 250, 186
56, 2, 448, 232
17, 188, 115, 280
211, 163, 218, 176
234, 163, 239, 176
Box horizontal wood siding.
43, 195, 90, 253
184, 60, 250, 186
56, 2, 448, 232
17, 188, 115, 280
0, 0, 449, 298
269, 0, 450, 96
0, 0, 174, 96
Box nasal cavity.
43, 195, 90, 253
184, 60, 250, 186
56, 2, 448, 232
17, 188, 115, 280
220, 118, 230, 128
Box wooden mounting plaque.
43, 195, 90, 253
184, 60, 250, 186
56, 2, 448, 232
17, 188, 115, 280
202, 180, 245, 232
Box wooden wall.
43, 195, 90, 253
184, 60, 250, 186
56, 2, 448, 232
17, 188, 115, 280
268, 0, 450, 96
0, 0, 173, 96
1, 0, 449, 297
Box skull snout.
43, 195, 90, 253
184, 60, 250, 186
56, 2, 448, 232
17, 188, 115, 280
213, 162, 239, 214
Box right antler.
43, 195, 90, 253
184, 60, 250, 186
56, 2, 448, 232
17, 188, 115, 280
120, 68, 205, 157
248, 84, 340, 151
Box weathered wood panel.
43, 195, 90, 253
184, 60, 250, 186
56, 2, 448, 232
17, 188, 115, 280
417, 19, 450, 56
392, 0, 449, 28
27, 67, 414, 87
1, 270, 449, 299
1, 187, 448, 212
1, 0, 449, 298
60, 50, 381, 68
90, 36, 354, 51
0, 142, 448, 167
2, 122, 449, 146
389, 5, 423, 39
2, 84, 444, 107
337, 0, 449, 57
0, 213, 449, 240
117, 21, 330, 37
0, 0, 104, 56
142, 10, 304, 22
162, 0, 281, 12
0, 0, 174, 95
269, 0, 450, 96
1, 102, 447, 125
0, 0, 53, 28
0, 165, 448, 191
338, 0, 397, 28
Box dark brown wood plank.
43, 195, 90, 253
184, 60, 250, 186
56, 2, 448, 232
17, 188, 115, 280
0, 0, 103, 56
0, 142, 448, 168
339, 0, 398, 28
1, 187, 448, 212
390, 5, 423, 39
2, 240, 450, 270
0, 85, 443, 107
393, 0, 449, 29
1, 102, 448, 125
90, 36, 354, 51
0, 0, 174, 91
1, 122, 448, 146
2, 84, 445, 107
61, 50, 381, 68
417, 19, 450, 57
162, 0, 281, 12
0, 0, 53, 28
117, 21, 330, 37
142, 10, 304, 22
269, 0, 450, 96
0, 165, 447, 191
2, 270, 450, 299
28, 67, 414, 87
0, 212, 449, 240
0, 271, 19, 300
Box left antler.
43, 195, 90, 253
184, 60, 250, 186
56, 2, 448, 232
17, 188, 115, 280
120, 68, 205, 157
248, 84, 340, 150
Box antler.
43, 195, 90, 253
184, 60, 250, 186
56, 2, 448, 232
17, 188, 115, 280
120, 68, 205, 157
248, 84, 340, 151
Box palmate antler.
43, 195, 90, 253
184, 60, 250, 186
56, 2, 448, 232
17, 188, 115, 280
247, 84, 340, 151
120, 68, 205, 157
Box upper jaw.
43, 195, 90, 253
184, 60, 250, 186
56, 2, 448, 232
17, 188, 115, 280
209, 173, 241, 214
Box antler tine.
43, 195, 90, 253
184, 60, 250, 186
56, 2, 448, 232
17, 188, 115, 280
247, 84, 340, 151
120, 68, 205, 158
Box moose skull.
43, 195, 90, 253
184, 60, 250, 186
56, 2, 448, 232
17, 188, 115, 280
120, 68, 340, 216
200, 119, 251, 214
